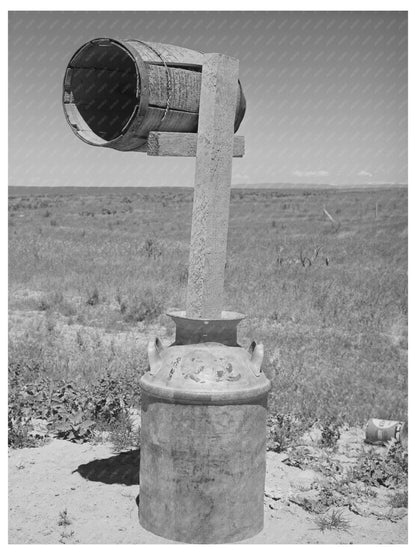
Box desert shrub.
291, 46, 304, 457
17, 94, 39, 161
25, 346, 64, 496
319, 417, 342, 449
90, 375, 129, 424
38, 291, 63, 311
267, 413, 311, 452
8, 368, 95, 446
8, 372, 141, 447
86, 287, 100, 306
350, 440, 408, 487
122, 291, 163, 323
109, 412, 140, 453
141, 237, 162, 259
37, 291, 75, 316
314, 509, 351, 533
116, 293, 128, 315
389, 490, 408, 508
8, 340, 144, 448
8, 405, 39, 449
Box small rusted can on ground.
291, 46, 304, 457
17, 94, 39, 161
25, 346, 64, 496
139, 311, 271, 543
365, 418, 405, 444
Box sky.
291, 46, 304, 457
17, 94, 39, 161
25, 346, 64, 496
8, 11, 407, 187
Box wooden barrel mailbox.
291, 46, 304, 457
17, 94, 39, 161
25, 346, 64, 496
62, 38, 270, 544
62, 38, 246, 151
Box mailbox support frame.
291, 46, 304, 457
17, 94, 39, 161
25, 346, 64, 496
141, 53, 242, 319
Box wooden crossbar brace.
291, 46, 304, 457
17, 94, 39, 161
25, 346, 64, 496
139, 132, 245, 157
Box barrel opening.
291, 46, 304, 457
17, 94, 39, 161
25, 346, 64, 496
63, 39, 139, 144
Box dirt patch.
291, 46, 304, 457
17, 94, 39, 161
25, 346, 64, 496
8, 433, 407, 544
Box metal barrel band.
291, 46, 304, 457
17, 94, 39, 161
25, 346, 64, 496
126, 39, 172, 125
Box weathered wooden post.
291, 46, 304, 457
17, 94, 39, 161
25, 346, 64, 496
63, 38, 270, 543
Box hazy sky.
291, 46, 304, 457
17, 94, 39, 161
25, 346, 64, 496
9, 11, 407, 187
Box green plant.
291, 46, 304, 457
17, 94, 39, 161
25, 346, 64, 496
141, 238, 162, 259
40, 381, 96, 442
86, 287, 100, 306
8, 367, 94, 445
8, 411, 38, 448
109, 412, 140, 452
283, 446, 343, 476
316, 482, 345, 510
267, 413, 310, 453
320, 418, 341, 449
90, 375, 128, 424
350, 441, 408, 488
388, 490, 408, 508
122, 291, 162, 323
37, 291, 75, 316
314, 509, 351, 533
58, 508, 75, 543
58, 508, 72, 527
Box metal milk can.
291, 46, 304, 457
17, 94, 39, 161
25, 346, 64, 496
139, 311, 271, 543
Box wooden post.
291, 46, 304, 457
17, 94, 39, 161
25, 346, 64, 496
185, 54, 239, 319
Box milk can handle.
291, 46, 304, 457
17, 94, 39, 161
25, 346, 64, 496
148, 337, 164, 376
248, 341, 264, 377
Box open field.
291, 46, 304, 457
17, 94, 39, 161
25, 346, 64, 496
8, 185, 408, 543
9, 185, 408, 420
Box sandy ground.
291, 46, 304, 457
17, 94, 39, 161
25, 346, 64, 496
8, 433, 407, 544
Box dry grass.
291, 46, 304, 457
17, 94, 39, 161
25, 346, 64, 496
8, 185, 408, 427
314, 509, 351, 533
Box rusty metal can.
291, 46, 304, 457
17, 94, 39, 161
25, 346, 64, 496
365, 418, 405, 444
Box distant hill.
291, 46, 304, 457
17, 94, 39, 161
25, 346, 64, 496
232, 182, 407, 190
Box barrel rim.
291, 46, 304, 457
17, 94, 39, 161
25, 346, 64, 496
62, 37, 148, 147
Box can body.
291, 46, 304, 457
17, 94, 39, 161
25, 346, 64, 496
139, 392, 268, 543
139, 314, 270, 543
365, 418, 405, 444
138, 316, 270, 543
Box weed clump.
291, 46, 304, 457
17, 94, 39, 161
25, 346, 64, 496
118, 290, 163, 323
389, 490, 408, 508
109, 412, 140, 453
320, 418, 341, 449
37, 291, 75, 317
58, 508, 71, 527
314, 509, 351, 533
8, 351, 143, 447
267, 413, 310, 453
141, 238, 162, 259
350, 440, 408, 488
86, 287, 100, 306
